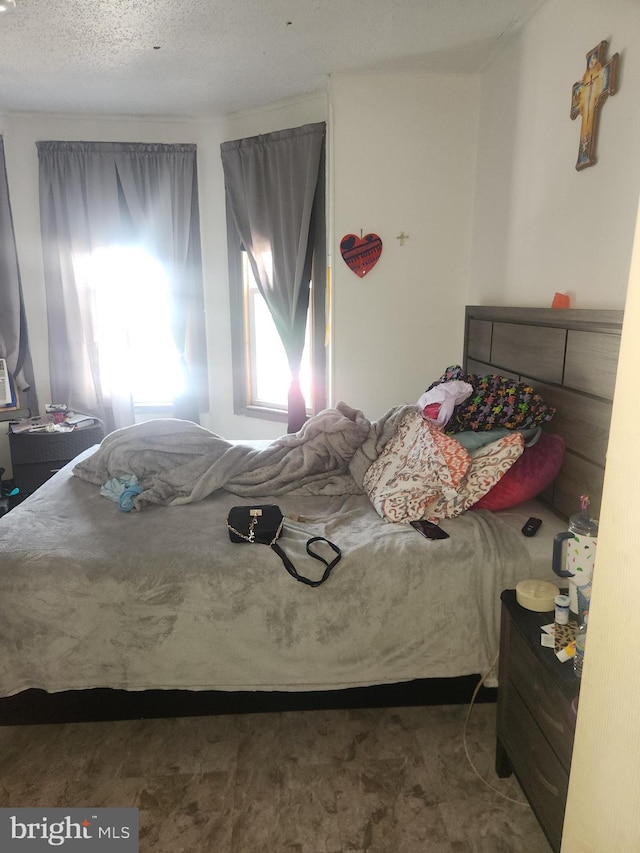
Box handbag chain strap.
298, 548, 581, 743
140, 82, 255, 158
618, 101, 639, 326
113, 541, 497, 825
227, 515, 284, 545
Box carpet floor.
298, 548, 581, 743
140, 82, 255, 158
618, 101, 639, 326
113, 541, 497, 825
0, 702, 553, 852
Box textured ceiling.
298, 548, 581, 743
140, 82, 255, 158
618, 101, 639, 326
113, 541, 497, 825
0, 0, 548, 118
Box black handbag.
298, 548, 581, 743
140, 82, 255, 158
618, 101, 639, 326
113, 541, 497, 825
226, 504, 341, 587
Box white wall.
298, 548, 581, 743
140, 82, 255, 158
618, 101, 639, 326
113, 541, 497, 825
330, 72, 479, 418
470, 0, 640, 309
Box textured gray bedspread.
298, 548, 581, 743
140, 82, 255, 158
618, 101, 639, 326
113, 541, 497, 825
0, 452, 564, 698
72, 403, 414, 508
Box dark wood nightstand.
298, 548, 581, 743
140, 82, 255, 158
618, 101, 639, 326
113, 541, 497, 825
9, 423, 104, 500
496, 589, 580, 853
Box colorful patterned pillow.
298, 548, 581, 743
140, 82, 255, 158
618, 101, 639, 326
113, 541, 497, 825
472, 432, 565, 511
426, 366, 555, 433
363, 411, 471, 523
426, 432, 525, 520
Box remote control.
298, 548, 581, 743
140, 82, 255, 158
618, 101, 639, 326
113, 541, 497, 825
521, 517, 542, 537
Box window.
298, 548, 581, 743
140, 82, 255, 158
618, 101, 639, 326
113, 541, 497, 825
73, 245, 183, 410
241, 251, 312, 412
222, 122, 326, 428
229, 242, 326, 423
38, 140, 207, 432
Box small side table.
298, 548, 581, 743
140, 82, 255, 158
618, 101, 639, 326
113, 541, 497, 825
9, 423, 104, 500
496, 589, 580, 853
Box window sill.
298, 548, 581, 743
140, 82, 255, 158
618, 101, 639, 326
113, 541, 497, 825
134, 404, 173, 424
234, 404, 289, 424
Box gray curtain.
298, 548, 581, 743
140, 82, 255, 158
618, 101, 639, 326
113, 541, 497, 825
221, 122, 325, 433
37, 141, 208, 432
0, 136, 38, 420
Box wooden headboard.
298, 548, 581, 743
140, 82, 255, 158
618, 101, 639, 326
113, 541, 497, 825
463, 306, 624, 521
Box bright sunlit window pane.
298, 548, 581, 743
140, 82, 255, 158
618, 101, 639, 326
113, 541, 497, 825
242, 252, 311, 410
74, 245, 183, 405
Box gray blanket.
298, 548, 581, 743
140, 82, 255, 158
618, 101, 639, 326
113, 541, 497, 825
73, 402, 415, 509
0, 463, 566, 696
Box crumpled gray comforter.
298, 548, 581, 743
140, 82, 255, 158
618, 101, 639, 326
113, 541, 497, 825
72, 402, 415, 509
0, 408, 567, 698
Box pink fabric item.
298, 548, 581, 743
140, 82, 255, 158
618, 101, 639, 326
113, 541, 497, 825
423, 403, 441, 421
417, 379, 473, 428
472, 432, 565, 511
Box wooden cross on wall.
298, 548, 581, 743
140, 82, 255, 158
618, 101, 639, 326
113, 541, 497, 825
570, 41, 619, 171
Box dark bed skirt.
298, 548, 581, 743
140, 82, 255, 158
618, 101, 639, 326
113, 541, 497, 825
0, 677, 496, 726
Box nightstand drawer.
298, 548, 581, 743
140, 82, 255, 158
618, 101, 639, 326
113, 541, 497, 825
12, 461, 70, 496
508, 620, 575, 771
502, 680, 568, 852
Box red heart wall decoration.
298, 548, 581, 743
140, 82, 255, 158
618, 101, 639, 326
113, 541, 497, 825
340, 233, 383, 278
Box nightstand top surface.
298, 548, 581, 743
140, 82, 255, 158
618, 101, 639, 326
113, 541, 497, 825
501, 589, 580, 703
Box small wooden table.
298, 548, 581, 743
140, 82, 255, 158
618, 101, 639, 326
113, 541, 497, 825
496, 589, 580, 853
9, 423, 104, 500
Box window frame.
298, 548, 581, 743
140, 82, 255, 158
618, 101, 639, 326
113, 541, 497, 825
226, 155, 327, 424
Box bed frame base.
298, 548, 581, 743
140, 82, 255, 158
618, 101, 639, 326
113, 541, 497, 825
0, 678, 496, 726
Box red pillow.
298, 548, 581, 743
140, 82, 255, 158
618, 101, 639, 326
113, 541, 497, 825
472, 433, 565, 511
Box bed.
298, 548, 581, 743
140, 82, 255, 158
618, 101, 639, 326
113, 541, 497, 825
0, 306, 623, 723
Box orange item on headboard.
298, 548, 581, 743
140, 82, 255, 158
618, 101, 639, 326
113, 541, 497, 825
552, 292, 571, 308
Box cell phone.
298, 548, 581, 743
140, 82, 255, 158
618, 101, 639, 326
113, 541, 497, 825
410, 520, 450, 540
521, 516, 542, 537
